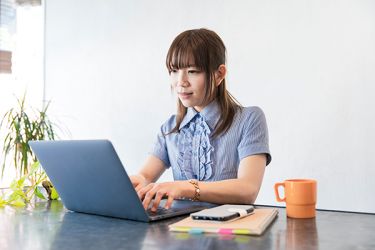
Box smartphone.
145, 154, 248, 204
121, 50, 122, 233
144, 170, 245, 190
191, 205, 254, 222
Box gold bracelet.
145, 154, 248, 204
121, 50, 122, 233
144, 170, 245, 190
189, 179, 200, 201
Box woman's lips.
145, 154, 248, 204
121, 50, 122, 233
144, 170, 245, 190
178, 92, 193, 99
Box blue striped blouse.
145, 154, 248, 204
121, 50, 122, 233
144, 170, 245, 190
151, 100, 271, 181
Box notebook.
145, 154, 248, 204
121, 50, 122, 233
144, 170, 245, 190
169, 208, 278, 235
29, 140, 216, 222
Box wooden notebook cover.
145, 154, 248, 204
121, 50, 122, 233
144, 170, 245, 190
169, 208, 278, 236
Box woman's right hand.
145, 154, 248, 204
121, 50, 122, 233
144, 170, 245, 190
129, 174, 149, 193
129, 155, 167, 200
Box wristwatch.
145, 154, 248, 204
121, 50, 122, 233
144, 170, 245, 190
189, 179, 200, 201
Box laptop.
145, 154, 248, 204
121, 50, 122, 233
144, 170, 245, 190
29, 140, 216, 222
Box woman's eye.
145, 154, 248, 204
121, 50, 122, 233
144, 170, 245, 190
188, 70, 200, 74
170, 69, 178, 73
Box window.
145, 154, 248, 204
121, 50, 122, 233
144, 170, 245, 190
0, 0, 44, 187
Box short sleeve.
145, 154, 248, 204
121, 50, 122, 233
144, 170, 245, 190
150, 121, 172, 168
237, 107, 272, 166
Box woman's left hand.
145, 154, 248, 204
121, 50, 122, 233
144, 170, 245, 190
137, 181, 192, 212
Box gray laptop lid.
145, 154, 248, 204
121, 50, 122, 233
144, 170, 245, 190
29, 140, 215, 222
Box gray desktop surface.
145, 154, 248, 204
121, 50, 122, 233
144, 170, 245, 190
1, 196, 374, 250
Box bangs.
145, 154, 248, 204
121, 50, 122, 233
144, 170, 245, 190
167, 48, 196, 71
166, 33, 208, 72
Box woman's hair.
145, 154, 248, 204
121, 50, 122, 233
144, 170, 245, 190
166, 28, 242, 138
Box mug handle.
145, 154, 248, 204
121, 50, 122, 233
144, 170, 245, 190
274, 182, 286, 202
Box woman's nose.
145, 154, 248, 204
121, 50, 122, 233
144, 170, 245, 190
176, 71, 189, 87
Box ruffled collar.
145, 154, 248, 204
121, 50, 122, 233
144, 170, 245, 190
179, 100, 221, 130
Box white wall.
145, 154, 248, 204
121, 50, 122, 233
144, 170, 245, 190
45, 0, 375, 213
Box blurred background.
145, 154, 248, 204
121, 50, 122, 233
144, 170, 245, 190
1, 0, 374, 213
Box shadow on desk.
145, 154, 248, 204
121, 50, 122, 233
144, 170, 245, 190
50, 211, 275, 250
143, 219, 275, 250
276, 217, 319, 250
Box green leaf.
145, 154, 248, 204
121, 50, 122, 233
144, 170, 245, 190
0, 196, 6, 207
29, 161, 40, 174
50, 188, 59, 200
10, 179, 21, 191
34, 186, 46, 200
24, 161, 40, 180
9, 189, 25, 200
17, 177, 26, 187
10, 197, 26, 207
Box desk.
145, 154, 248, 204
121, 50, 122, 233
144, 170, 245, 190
0, 199, 374, 250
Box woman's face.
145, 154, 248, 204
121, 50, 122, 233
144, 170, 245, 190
170, 66, 207, 112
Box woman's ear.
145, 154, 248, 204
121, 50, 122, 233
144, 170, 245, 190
215, 64, 227, 86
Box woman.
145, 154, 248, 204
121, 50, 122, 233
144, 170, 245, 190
130, 28, 271, 212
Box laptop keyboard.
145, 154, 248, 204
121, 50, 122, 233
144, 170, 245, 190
147, 207, 180, 215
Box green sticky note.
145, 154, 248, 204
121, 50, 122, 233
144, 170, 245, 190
50, 188, 59, 200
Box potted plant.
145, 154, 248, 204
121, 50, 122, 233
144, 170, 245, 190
0, 94, 59, 206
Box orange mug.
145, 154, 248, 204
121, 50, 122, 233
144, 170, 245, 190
274, 179, 317, 218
